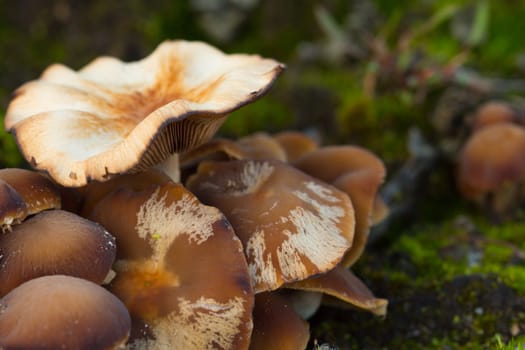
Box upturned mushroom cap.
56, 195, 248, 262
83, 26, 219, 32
0, 275, 131, 350
0, 179, 27, 230
294, 146, 386, 267
87, 182, 253, 349
5, 40, 284, 187
187, 159, 355, 292
0, 209, 116, 296
273, 130, 319, 162
457, 123, 525, 199
250, 292, 310, 350
0, 168, 61, 215
286, 265, 388, 317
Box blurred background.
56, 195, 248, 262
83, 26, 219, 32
2, 0, 525, 348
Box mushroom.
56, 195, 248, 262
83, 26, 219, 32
235, 132, 287, 161
273, 130, 319, 162
186, 159, 355, 292
285, 265, 388, 317
0, 209, 116, 296
86, 181, 254, 349
0, 168, 61, 215
0, 178, 27, 231
5, 40, 284, 187
294, 146, 386, 266
457, 122, 525, 214
250, 292, 310, 350
471, 100, 517, 131
0, 275, 131, 350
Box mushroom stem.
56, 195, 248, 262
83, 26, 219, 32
154, 153, 180, 183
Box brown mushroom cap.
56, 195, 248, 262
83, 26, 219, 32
0, 179, 28, 230
0, 168, 61, 215
273, 130, 319, 162
250, 292, 310, 350
0, 275, 131, 350
294, 146, 386, 267
5, 40, 284, 187
0, 209, 116, 296
286, 265, 388, 317
236, 132, 287, 161
471, 101, 516, 131
87, 182, 254, 349
457, 123, 525, 199
187, 159, 355, 292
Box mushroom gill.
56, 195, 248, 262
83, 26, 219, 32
5, 40, 284, 187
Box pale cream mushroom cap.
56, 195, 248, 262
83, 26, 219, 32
5, 40, 284, 187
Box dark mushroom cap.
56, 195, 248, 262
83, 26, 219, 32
5, 40, 284, 187
0, 275, 131, 350
0, 179, 27, 230
250, 292, 310, 350
0, 168, 61, 215
88, 182, 254, 349
457, 123, 525, 199
187, 159, 355, 292
0, 209, 116, 296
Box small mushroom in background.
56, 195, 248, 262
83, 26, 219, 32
0, 275, 131, 350
186, 159, 355, 292
5, 40, 284, 187
457, 122, 525, 216
294, 146, 386, 267
469, 100, 518, 131
235, 132, 287, 161
0, 209, 116, 297
86, 180, 254, 349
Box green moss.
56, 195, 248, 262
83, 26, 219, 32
0, 114, 23, 168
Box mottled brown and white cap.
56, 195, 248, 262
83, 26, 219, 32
87, 181, 254, 349
5, 40, 284, 187
294, 146, 386, 267
0, 168, 61, 215
187, 159, 355, 292
0, 209, 116, 297
0, 275, 131, 350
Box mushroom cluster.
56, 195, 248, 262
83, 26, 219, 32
457, 101, 525, 217
3, 40, 387, 349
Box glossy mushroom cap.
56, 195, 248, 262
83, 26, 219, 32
273, 130, 319, 162
0, 168, 61, 215
5, 40, 284, 187
0, 209, 116, 296
236, 132, 287, 161
457, 123, 525, 200
0, 179, 27, 231
187, 159, 355, 292
87, 182, 254, 349
294, 146, 386, 267
0, 275, 131, 350
250, 292, 310, 350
